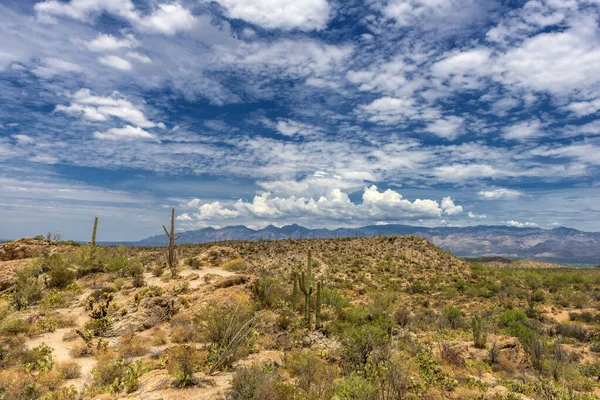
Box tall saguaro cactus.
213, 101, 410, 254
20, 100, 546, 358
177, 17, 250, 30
315, 280, 323, 330
299, 250, 313, 327
163, 208, 180, 277
91, 216, 98, 246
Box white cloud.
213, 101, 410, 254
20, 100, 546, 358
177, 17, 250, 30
98, 55, 132, 71
361, 97, 418, 124
176, 212, 193, 221
468, 211, 486, 219
425, 116, 463, 139
185, 185, 461, 223
93, 125, 158, 141
127, 52, 152, 64
86, 33, 137, 52
213, 0, 330, 31
274, 119, 322, 137
505, 220, 538, 228
478, 188, 523, 200
566, 99, 600, 117
440, 196, 463, 215
32, 57, 81, 78
136, 3, 196, 35
503, 119, 542, 141
35, 0, 196, 35
55, 88, 158, 128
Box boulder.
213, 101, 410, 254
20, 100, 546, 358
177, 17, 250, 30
105, 296, 179, 337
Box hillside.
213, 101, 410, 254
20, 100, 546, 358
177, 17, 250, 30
1, 236, 600, 399
137, 224, 600, 265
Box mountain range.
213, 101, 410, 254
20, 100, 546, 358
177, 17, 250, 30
135, 224, 600, 265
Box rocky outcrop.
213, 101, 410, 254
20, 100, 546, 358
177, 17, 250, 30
106, 296, 180, 337
0, 238, 54, 261
193, 246, 240, 268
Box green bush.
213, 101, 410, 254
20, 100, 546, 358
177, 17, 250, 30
106, 248, 143, 278
442, 306, 462, 329
167, 345, 199, 387
134, 286, 165, 305
0, 315, 30, 335
12, 264, 44, 310
76, 245, 106, 276
334, 373, 379, 400
341, 324, 390, 373
41, 254, 75, 289
286, 350, 336, 399
228, 365, 292, 400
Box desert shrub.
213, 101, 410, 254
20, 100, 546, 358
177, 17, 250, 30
134, 285, 165, 305
340, 324, 390, 373
170, 317, 200, 343
76, 245, 106, 276
322, 287, 350, 312
118, 333, 150, 357
106, 248, 143, 278
39, 289, 67, 309
394, 305, 411, 327
442, 306, 462, 329
0, 315, 30, 335
569, 312, 597, 323
407, 281, 426, 294
252, 271, 286, 309
286, 350, 337, 400
40, 254, 75, 289
555, 323, 589, 342
199, 301, 258, 373
228, 364, 292, 400
416, 350, 458, 391
151, 264, 164, 277
0, 337, 28, 369
166, 345, 201, 387
498, 308, 527, 327
69, 342, 93, 358
56, 361, 81, 380
12, 265, 44, 310
222, 258, 246, 272
184, 256, 202, 269
439, 342, 465, 367
92, 355, 146, 393
334, 373, 379, 400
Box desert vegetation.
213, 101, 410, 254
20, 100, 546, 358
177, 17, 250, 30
1, 224, 600, 399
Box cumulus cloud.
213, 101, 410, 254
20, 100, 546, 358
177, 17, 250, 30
478, 188, 523, 200
93, 125, 158, 141
505, 220, 538, 228
503, 119, 543, 141
468, 211, 486, 219
212, 0, 330, 31
136, 3, 196, 35
185, 185, 462, 224
440, 196, 463, 215
55, 88, 159, 128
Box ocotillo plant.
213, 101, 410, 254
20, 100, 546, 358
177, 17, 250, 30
91, 216, 98, 246
299, 250, 313, 328
163, 208, 181, 278
315, 280, 323, 330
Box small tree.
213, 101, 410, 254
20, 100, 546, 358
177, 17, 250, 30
442, 306, 462, 329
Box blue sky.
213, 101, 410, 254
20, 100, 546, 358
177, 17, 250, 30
1, 0, 599, 241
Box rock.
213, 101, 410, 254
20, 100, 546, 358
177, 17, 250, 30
105, 296, 179, 337
234, 350, 284, 369
302, 331, 341, 360
213, 275, 249, 289
193, 246, 240, 268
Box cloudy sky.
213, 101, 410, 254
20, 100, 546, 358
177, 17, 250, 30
1, 0, 599, 241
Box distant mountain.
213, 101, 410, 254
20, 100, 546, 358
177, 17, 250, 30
136, 224, 600, 265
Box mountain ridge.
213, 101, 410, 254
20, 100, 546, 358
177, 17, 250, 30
135, 224, 600, 265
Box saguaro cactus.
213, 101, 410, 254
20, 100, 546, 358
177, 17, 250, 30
163, 208, 181, 277
299, 250, 313, 327
315, 280, 323, 330
292, 272, 298, 302
472, 316, 486, 349
91, 216, 98, 246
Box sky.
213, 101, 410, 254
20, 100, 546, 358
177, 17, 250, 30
1, 0, 600, 241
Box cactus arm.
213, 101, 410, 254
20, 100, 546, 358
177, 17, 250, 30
163, 225, 170, 237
